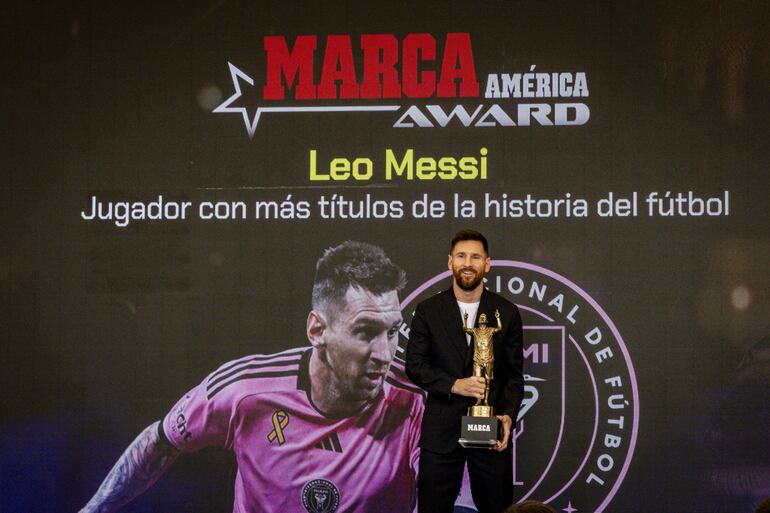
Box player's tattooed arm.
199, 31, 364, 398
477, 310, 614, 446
79, 421, 180, 513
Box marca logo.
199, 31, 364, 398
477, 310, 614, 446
398, 261, 638, 513
260, 34, 479, 100
467, 424, 491, 432
212, 33, 590, 137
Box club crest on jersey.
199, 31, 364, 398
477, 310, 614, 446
301, 478, 340, 513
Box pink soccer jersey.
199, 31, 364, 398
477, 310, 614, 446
162, 347, 423, 513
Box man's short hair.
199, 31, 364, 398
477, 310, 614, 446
312, 241, 406, 311
450, 229, 489, 255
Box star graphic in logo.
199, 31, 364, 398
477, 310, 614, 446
562, 501, 577, 513
212, 62, 401, 139
212, 62, 263, 139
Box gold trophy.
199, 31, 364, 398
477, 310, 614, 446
459, 309, 501, 448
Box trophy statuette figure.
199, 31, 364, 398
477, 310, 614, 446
459, 309, 502, 448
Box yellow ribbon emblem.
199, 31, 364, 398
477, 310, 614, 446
267, 410, 289, 445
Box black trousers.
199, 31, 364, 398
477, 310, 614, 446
418, 444, 513, 513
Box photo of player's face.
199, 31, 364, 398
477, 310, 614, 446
318, 286, 402, 404
448, 240, 491, 291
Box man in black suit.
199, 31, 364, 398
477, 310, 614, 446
406, 230, 524, 513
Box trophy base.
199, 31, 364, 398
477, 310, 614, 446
458, 414, 500, 449
468, 405, 494, 417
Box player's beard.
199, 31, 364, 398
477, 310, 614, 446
326, 354, 386, 404
335, 371, 384, 406
453, 266, 484, 291
356, 364, 388, 397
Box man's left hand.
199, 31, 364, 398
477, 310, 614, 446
494, 415, 513, 452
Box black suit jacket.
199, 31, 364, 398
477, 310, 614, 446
405, 287, 524, 453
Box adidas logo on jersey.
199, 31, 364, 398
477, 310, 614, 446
314, 432, 343, 453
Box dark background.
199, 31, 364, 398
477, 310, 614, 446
2, 1, 768, 512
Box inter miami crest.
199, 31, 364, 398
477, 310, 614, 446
398, 261, 639, 513
301, 479, 340, 513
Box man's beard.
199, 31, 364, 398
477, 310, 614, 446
454, 267, 484, 291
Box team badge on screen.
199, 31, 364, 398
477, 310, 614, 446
301, 479, 340, 513
398, 260, 639, 513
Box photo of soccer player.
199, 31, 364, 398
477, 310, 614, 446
79, 241, 423, 513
